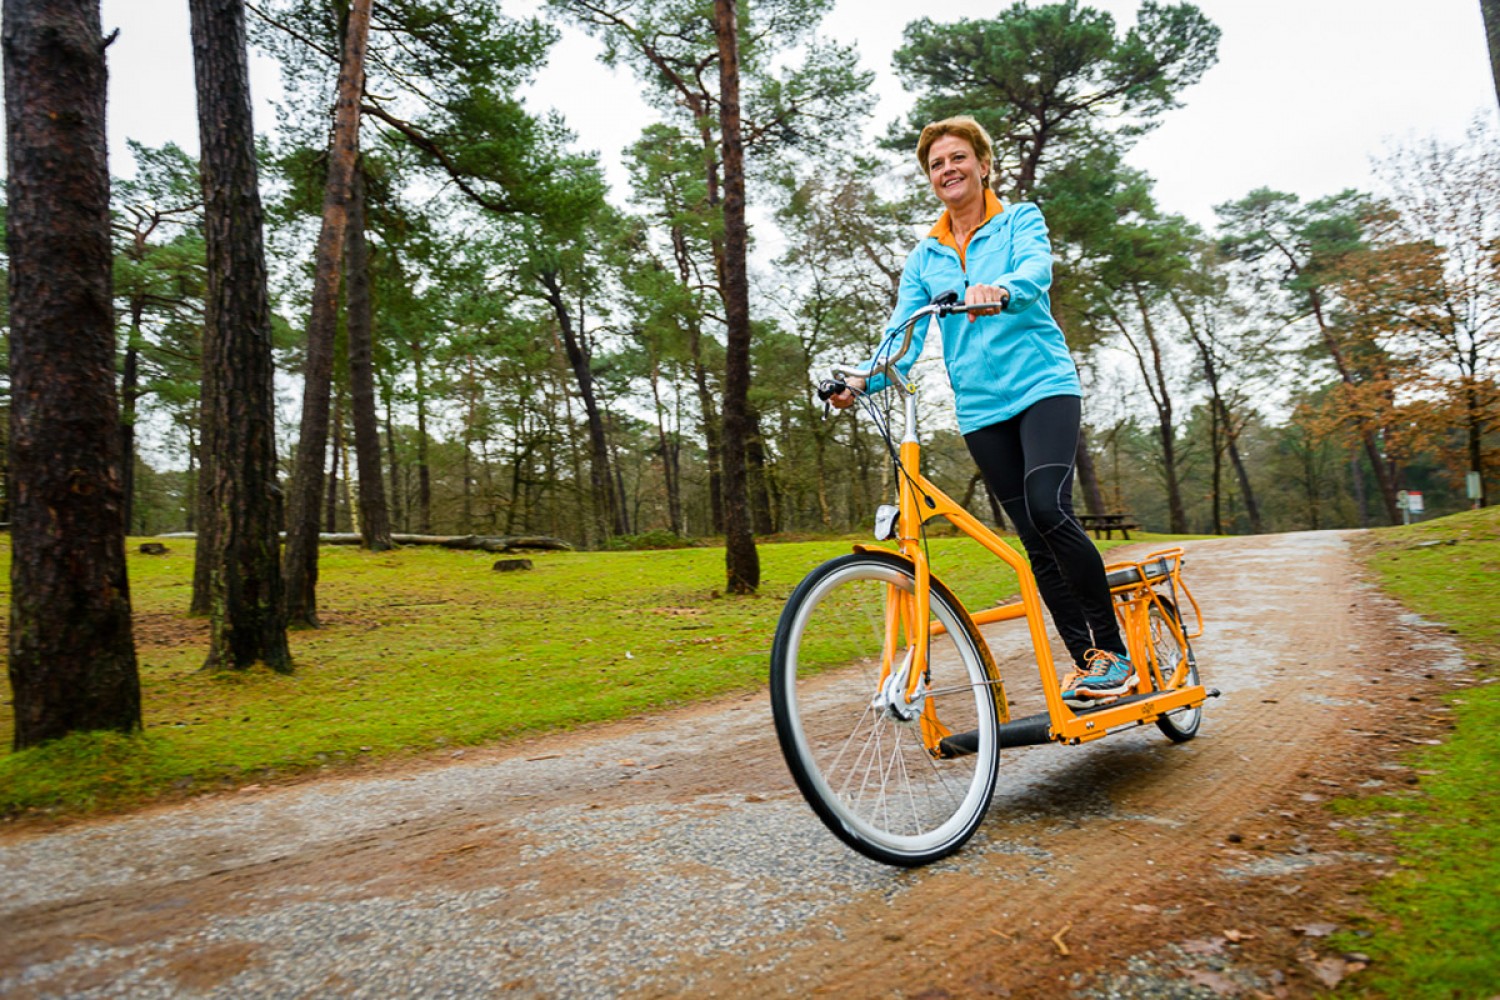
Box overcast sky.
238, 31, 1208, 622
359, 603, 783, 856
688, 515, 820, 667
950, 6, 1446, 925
92, 0, 1497, 228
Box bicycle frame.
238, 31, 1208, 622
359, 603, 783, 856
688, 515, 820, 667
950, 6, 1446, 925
834, 300, 1209, 752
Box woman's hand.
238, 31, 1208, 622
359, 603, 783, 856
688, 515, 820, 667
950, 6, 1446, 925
965, 283, 1009, 322
829, 375, 866, 409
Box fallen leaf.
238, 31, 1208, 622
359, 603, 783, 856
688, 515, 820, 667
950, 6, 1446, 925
1183, 969, 1242, 996
1130, 903, 1160, 914
1294, 922, 1338, 938
1304, 956, 1351, 989
1182, 937, 1227, 956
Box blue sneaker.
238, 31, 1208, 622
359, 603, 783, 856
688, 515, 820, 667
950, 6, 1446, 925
1061, 649, 1138, 700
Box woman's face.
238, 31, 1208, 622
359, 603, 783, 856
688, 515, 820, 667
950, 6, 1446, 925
926, 133, 988, 212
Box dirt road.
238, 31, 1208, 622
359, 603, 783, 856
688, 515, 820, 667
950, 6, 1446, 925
0, 531, 1469, 998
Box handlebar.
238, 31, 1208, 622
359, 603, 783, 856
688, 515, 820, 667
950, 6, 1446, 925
828, 290, 990, 389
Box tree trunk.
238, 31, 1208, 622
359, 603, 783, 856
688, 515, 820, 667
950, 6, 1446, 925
539, 270, 619, 540
120, 311, 142, 533
345, 162, 393, 550
746, 405, 775, 535
186, 0, 290, 670
1483, 0, 1500, 112
1174, 295, 1264, 534
282, 0, 371, 626
713, 0, 759, 593
414, 349, 432, 533
325, 389, 342, 532
648, 358, 684, 534
1073, 435, 1105, 517
382, 375, 403, 530
4, 0, 141, 745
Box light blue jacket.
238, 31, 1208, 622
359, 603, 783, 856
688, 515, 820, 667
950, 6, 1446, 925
865, 201, 1081, 434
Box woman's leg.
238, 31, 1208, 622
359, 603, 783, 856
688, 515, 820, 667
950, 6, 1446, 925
965, 396, 1126, 668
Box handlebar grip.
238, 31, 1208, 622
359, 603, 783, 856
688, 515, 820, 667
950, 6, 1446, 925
816, 379, 848, 402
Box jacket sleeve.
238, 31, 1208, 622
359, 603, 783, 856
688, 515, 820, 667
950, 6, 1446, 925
864, 245, 933, 395
993, 203, 1054, 314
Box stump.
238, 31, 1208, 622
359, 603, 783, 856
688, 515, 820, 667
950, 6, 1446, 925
492, 558, 533, 572
139, 543, 169, 555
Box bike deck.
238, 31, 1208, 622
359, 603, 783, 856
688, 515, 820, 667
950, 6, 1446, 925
940, 686, 1209, 755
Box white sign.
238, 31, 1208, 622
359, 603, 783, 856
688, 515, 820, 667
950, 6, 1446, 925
1406, 491, 1425, 514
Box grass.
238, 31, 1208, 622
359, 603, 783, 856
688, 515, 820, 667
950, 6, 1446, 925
0, 529, 1157, 818
1337, 506, 1500, 999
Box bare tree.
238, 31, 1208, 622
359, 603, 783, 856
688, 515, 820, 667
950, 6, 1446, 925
4, 0, 140, 745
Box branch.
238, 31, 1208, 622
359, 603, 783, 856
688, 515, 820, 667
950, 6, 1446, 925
246, 2, 339, 62
360, 102, 517, 214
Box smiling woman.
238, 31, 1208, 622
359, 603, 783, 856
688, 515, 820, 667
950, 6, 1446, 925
828, 114, 1135, 699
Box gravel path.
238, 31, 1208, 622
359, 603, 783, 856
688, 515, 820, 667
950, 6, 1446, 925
1, 531, 1467, 997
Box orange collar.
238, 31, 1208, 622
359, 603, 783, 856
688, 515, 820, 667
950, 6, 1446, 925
929, 189, 1004, 266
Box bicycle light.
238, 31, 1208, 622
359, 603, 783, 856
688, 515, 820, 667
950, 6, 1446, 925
874, 503, 899, 540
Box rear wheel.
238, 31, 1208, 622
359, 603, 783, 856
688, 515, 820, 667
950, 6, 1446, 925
770, 552, 1001, 867
1149, 597, 1202, 742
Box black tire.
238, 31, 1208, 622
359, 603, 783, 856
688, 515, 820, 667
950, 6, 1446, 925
770, 552, 1002, 867
1149, 597, 1202, 743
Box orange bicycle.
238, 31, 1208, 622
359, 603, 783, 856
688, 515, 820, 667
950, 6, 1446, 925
769, 295, 1216, 867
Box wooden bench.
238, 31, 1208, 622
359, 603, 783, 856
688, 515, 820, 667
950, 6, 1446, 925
1077, 513, 1141, 540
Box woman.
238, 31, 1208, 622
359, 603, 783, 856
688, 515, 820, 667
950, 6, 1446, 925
830, 115, 1131, 700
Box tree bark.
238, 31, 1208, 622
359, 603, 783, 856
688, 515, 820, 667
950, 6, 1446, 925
5, 0, 141, 746
282, 0, 372, 626
413, 343, 432, 533
325, 388, 342, 531
187, 0, 291, 670
539, 270, 620, 541
713, 0, 759, 593
1483, 0, 1500, 112
345, 161, 393, 550
1073, 435, 1105, 517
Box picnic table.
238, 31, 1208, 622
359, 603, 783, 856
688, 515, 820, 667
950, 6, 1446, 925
1077, 513, 1140, 540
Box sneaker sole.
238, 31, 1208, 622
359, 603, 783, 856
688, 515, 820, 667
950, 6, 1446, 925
1068, 675, 1139, 699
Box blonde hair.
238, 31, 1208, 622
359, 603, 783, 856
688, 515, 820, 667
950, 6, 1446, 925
916, 115, 995, 189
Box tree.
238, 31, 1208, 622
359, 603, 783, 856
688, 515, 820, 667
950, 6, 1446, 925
1217, 188, 1403, 524
891, 1, 1219, 198
1082, 207, 1197, 532
188, 0, 292, 670
344, 159, 393, 549
111, 141, 206, 534
281, 0, 372, 627
1361, 121, 1500, 508
1168, 245, 1268, 534
713, 0, 757, 590
4, 0, 140, 745
557, 0, 870, 589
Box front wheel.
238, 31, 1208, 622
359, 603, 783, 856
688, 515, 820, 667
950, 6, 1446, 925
1149, 597, 1202, 743
770, 552, 1002, 867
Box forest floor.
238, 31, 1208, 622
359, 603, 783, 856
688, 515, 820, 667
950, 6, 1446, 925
0, 530, 1474, 998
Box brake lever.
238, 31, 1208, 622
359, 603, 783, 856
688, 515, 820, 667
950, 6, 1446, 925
817, 378, 849, 417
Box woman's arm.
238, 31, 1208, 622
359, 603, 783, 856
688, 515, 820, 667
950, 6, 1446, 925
986, 203, 1054, 313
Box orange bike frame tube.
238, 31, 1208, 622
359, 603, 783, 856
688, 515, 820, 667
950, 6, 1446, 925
893, 440, 1068, 718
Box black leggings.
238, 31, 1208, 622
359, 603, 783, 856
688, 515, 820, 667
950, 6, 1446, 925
964, 395, 1125, 669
